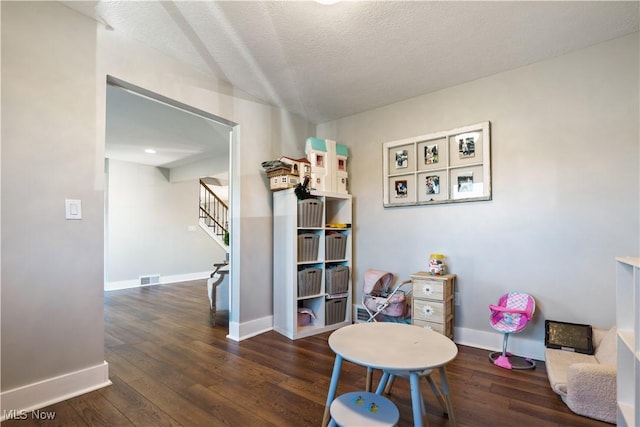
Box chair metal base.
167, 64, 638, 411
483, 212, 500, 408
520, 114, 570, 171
489, 351, 536, 370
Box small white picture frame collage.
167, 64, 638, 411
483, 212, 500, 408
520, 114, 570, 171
382, 121, 491, 207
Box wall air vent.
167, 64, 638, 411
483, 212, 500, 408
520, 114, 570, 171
139, 274, 160, 286
354, 305, 369, 323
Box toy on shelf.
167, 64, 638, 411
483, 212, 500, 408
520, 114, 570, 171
262, 137, 350, 194
428, 253, 447, 275
262, 156, 311, 191
305, 137, 349, 194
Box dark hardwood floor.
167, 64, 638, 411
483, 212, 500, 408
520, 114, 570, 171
3, 279, 609, 426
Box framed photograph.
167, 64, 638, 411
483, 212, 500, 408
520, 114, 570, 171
457, 133, 476, 159
386, 143, 415, 174
417, 171, 448, 202
457, 172, 473, 192
449, 129, 485, 167
387, 174, 416, 205
417, 137, 447, 172
426, 175, 440, 194
395, 149, 409, 169
425, 144, 438, 164
451, 165, 485, 200
383, 122, 490, 207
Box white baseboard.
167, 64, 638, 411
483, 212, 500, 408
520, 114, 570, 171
0, 361, 111, 421
105, 271, 211, 291
454, 326, 545, 361
227, 315, 273, 342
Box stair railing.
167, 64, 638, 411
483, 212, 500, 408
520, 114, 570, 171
199, 179, 229, 242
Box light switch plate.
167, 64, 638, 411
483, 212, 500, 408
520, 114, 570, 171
65, 199, 82, 220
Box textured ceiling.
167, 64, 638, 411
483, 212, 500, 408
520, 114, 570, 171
105, 85, 230, 169
65, 1, 638, 125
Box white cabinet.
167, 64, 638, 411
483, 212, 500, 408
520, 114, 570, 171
273, 189, 352, 340
616, 257, 640, 426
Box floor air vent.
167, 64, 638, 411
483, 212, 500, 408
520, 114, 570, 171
139, 274, 160, 286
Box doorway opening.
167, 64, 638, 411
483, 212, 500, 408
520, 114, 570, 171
104, 76, 236, 329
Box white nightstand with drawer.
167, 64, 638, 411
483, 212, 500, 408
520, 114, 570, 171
411, 272, 456, 340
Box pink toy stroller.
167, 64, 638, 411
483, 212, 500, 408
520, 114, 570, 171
489, 291, 536, 370
362, 269, 411, 322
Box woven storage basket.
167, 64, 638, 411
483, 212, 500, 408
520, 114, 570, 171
298, 268, 322, 297
325, 234, 347, 260
326, 297, 347, 325
297, 199, 323, 228
297, 233, 319, 262
326, 266, 349, 294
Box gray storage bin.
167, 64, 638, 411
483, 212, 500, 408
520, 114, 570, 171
297, 199, 323, 228
326, 265, 349, 294
325, 233, 347, 260
298, 233, 319, 262
326, 297, 347, 325
298, 268, 322, 297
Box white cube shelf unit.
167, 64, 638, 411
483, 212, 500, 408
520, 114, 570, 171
616, 256, 640, 426
273, 189, 352, 340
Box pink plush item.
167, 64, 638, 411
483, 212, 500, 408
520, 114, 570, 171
297, 308, 315, 326
494, 355, 512, 370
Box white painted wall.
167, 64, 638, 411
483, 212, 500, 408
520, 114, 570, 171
317, 33, 639, 359
105, 159, 225, 287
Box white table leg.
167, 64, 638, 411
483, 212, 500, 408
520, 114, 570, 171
322, 355, 344, 427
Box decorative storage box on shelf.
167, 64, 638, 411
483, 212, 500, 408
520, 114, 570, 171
273, 188, 353, 340
410, 272, 456, 340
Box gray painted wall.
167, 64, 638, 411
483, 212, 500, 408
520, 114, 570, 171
3, 0, 635, 402
105, 159, 225, 283
1, 2, 104, 389
1, 1, 313, 395
317, 33, 639, 347
97, 5, 313, 334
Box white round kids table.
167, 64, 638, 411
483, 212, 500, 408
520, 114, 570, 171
322, 322, 458, 427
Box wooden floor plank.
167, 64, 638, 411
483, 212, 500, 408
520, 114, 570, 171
1, 279, 612, 426
98, 375, 181, 427
65, 391, 133, 427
